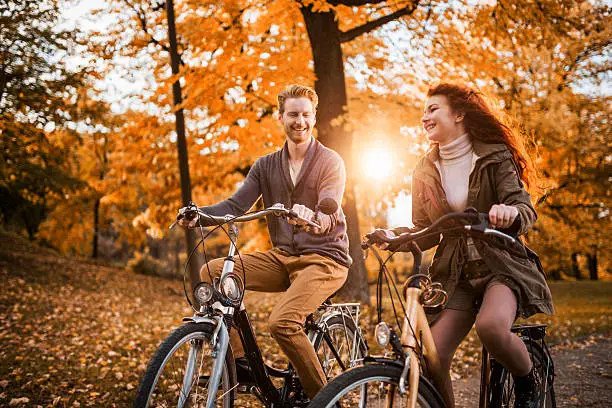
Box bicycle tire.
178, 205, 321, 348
133, 322, 236, 408
489, 340, 556, 408
308, 363, 445, 407
312, 314, 368, 379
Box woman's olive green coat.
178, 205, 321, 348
404, 141, 554, 319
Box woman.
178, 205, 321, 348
369, 83, 554, 408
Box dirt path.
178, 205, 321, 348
453, 333, 612, 407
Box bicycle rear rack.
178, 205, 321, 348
511, 323, 547, 340
319, 302, 361, 323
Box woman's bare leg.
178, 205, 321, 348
430, 309, 476, 408
475, 284, 532, 376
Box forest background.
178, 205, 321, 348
2, 0, 610, 299
1, 0, 611, 406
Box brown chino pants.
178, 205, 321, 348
200, 247, 348, 398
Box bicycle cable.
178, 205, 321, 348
182, 206, 293, 312
181, 212, 246, 311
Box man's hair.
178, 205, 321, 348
277, 84, 318, 115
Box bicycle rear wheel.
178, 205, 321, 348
489, 340, 555, 408
308, 363, 445, 407
313, 314, 367, 379
133, 322, 236, 408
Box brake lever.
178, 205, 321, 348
170, 202, 200, 230
469, 211, 489, 233
487, 229, 516, 244
360, 239, 371, 250
287, 209, 322, 229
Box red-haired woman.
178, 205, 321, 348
369, 83, 554, 408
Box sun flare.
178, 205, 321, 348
361, 147, 393, 181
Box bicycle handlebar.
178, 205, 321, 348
362, 210, 529, 292
364, 210, 518, 250
171, 203, 322, 230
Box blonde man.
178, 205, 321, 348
179, 84, 351, 401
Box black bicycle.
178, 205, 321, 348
133, 203, 367, 408
308, 210, 555, 408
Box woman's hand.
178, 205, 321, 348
488, 204, 518, 229
365, 229, 396, 250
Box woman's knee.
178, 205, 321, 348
475, 315, 510, 347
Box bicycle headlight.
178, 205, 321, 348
220, 273, 243, 303
375, 322, 391, 348
194, 282, 215, 304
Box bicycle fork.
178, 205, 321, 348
177, 315, 230, 408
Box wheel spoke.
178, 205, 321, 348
308, 365, 441, 407
134, 324, 233, 408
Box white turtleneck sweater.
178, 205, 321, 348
437, 133, 474, 212
435, 133, 481, 261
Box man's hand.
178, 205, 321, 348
177, 207, 198, 229
365, 229, 396, 250
288, 203, 321, 234
488, 204, 518, 229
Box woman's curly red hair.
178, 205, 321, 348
427, 83, 538, 191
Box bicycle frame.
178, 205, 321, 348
399, 284, 445, 408
363, 211, 531, 408
183, 214, 364, 407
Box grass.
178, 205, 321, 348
0, 231, 610, 406
532, 281, 612, 342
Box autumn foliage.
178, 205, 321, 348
1, 0, 610, 281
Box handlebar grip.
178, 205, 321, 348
182, 208, 198, 221
318, 198, 338, 215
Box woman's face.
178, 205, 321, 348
421, 94, 465, 145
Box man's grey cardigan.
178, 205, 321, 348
199, 137, 352, 267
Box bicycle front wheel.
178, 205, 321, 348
133, 322, 236, 408
308, 363, 445, 408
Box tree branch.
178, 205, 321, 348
124, 0, 185, 66
339, 1, 420, 43
328, 0, 387, 5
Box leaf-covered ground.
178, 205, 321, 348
1, 231, 610, 407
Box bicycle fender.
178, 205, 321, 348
182, 315, 218, 325
362, 356, 444, 406
363, 355, 406, 369
312, 311, 368, 349
316, 311, 348, 330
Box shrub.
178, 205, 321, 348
127, 252, 175, 279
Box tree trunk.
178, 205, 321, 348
550, 268, 561, 281
93, 196, 100, 259
165, 0, 201, 290
571, 252, 582, 280
175, 237, 181, 276
587, 251, 598, 280
301, 5, 370, 304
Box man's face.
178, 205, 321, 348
280, 97, 316, 145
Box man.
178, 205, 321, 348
179, 84, 351, 400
